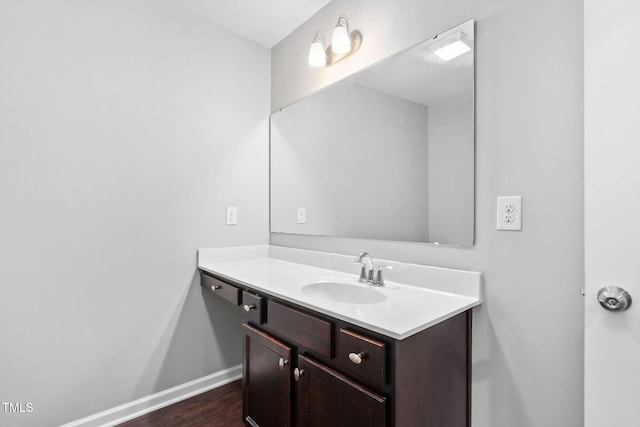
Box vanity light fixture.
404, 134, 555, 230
431, 32, 472, 61
309, 15, 359, 68
308, 31, 327, 67
331, 16, 352, 54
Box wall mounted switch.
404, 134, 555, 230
297, 208, 306, 224
226, 206, 237, 225
497, 196, 522, 231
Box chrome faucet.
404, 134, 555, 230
354, 252, 374, 283
354, 252, 392, 286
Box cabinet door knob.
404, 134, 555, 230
210, 285, 221, 291
243, 304, 256, 312
278, 358, 289, 370
294, 368, 304, 382
348, 352, 366, 364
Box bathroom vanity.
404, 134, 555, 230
200, 18, 479, 427
198, 245, 481, 427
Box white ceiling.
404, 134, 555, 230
163, 0, 333, 48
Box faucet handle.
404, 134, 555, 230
374, 265, 392, 286
355, 263, 368, 282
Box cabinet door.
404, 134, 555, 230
243, 323, 292, 427
295, 354, 386, 427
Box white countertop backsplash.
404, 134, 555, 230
197, 245, 481, 340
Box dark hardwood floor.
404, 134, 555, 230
117, 380, 244, 427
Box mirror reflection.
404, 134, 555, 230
271, 20, 474, 246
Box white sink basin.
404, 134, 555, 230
301, 280, 387, 304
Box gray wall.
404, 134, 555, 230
271, 80, 429, 242
271, 1, 584, 426
0, 1, 269, 426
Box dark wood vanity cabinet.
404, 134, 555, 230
243, 323, 292, 427
201, 271, 471, 427
296, 354, 386, 427
242, 323, 386, 427
201, 273, 241, 305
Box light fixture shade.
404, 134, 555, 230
332, 17, 351, 54
431, 32, 472, 61
308, 32, 326, 67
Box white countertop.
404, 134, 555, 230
198, 245, 482, 340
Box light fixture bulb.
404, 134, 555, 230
431, 32, 472, 61
332, 16, 351, 54
308, 32, 326, 67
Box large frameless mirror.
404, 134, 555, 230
271, 20, 475, 246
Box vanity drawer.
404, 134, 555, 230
242, 291, 265, 324
201, 273, 241, 305
337, 328, 386, 388
267, 301, 332, 359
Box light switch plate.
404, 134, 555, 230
226, 206, 237, 225
497, 196, 522, 231
297, 208, 306, 224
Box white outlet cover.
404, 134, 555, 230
497, 196, 522, 231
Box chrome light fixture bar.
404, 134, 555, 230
309, 15, 359, 68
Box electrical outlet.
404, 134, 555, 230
297, 208, 306, 224
497, 196, 522, 231
226, 206, 237, 225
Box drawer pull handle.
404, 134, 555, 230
349, 352, 366, 364
243, 304, 256, 312
210, 285, 221, 291
278, 358, 289, 370
294, 368, 304, 382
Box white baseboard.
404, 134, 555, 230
62, 365, 242, 427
